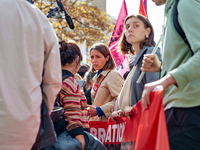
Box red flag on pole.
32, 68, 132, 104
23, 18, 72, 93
108, 0, 128, 67
139, 0, 148, 18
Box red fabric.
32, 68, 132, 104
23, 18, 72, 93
89, 117, 126, 149
93, 83, 98, 92
121, 89, 170, 150
108, 0, 128, 67
139, 0, 148, 18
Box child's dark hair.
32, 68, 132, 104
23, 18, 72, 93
59, 40, 83, 66
77, 64, 90, 78
85, 71, 96, 90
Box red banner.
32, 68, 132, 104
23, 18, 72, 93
108, 0, 128, 67
121, 88, 170, 150
89, 117, 126, 150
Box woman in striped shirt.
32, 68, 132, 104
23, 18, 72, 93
58, 40, 89, 150
45, 40, 106, 150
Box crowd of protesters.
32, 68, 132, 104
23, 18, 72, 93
1, 0, 200, 150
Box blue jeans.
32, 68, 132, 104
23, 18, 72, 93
43, 130, 106, 150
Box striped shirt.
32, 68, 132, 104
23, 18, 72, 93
59, 70, 89, 137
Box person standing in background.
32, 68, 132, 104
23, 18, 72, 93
75, 64, 90, 81
77, 64, 90, 79
0, 0, 62, 149
84, 71, 96, 105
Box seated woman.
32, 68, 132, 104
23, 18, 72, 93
87, 43, 124, 121
44, 40, 106, 150
111, 14, 162, 121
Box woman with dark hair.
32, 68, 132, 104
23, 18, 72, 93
111, 14, 162, 121
84, 71, 96, 105
87, 43, 124, 121
118, 14, 156, 57
45, 40, 106, 150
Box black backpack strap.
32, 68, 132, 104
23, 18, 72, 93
62, 75, 70, 81
54, 75, 70, 107
173, 0, 193, 55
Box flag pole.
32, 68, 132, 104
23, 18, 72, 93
136, 33, 164, 83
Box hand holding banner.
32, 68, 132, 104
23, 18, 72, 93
121, 87, 170, 150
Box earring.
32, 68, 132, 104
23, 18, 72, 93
146, 35, 149, 38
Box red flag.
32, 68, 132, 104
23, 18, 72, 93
139, 0, 148, 18
109, 0, 128, 67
